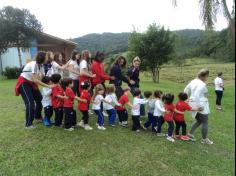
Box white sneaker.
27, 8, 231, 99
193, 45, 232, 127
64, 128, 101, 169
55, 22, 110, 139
187, 133, 197, 142
156, 133, 166, 137
77, 121, 85, 128
166, 136, 175, 142
102, 111, 108, 117
136, 129, 140, 133
201, 138, 213, 145
64, 127, 74, 131
97, 126, 106, 130
25, 125, 37, 129
89, 110, 94, 115
84, 124, 93, 130
142, 125, 147, 130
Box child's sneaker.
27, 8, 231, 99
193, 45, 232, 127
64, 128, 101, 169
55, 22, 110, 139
142, 125, 147, 130
43, 118, 50, 126
121, 121, 127, 127
97, 126, 106, 130
25, 125, 37, 129
88, 110, 94, 115
174, 135, 181, 139
187, 133, 197, 142
84, 124, 93, 130
64, 127, 74, 131
201, 138, 213, 145
77, 121, 85, 128
123, 121, 128, 125
180, 135, 190, 141
136, 129, 140, 133
156, 133, 166, 137
166, 136, 175, 142
110, 124, 116, 127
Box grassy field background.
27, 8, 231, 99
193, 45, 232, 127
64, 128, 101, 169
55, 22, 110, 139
0, 59, 235, 176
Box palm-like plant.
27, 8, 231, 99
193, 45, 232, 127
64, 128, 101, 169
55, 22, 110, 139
173, 0, 235, 47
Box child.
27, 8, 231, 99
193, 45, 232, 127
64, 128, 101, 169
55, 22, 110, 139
174, 92, 202, 141
103, 84, 121, 127
77, 81, 93, 130
115, 87, 134, 127
153, 90, 166, 137
92, 84, 111, 130
131, 88, 149, 132
41, 76, 53, 126
143, 91, 156, 132
162, 93, 184, 142
50, 74, 67, 127
61, 78, 87, 131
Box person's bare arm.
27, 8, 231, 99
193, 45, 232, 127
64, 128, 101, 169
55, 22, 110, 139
173, 109, 184, 114
80, 69, 96, 78
74, 96, 87, 103
32, 74, 52, 88
57, 95, 68, 99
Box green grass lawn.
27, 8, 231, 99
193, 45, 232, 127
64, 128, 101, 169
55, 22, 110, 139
0, 75, 235, 175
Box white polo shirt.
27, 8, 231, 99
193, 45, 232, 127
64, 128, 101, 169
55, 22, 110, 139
131, 97, 148, 116
92, 95, 104, 110
68, 60, 80, 80
214, 77, 223, 91
20, 61, 45, 81
103, 93, 119, 110
46, 61, 63, 78
153, 99, 165, 117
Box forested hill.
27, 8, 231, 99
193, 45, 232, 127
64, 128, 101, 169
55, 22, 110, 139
70, 29, 204, 56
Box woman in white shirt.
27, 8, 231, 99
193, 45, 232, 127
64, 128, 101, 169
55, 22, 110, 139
184, 69, 213, 145
15, 51, 53, 129
214, 72, 224, 110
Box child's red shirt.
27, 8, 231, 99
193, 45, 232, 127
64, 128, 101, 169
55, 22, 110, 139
78, 90, 91, 111
64, 87, 76, 108
51, 85, 64, 108
115, 94, 129, 110
164, 103, 175, 122
174, 100, 192, 122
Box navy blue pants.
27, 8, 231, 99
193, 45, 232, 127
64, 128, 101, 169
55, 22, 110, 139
94, 110, 104, 126
117, 109, 128, 122
156, 116, 165, 133
54, 107, 63, 127
167, 121, 174, 137
144, 113, 157, 132
107, 109, 117, 125
132, 115, 141, 131
19, 83, 42, 127
44, 106, 53, 119
64, 107, 77, 129
215, 90, 223, 106
175, 121, 187, 135
81, 110, 89, 124
72, 79, 80, 96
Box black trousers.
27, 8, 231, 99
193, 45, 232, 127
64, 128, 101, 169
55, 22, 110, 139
115, 86, 124, 100
44, 106, 53, 118
156, 116, 165, 133
167, 121, 174, 137
54, 107, 63, 126
64, 107, 77, 129
81, 110, 89, 124
72, 79, 80, 96
175, 121, 187, 135
215, 90, 223, 106
117, 109, 128, 122
19, 83, 43, 127
132, 115, 141, 131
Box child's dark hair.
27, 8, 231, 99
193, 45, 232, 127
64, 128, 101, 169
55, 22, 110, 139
50, 74, 61, 84
41, 76, 51, 84
162, 93, 175, 104
80, 81, 90, 90
144, 91, 152, 99
133, 88, 141, 97
154, 90, 163, 98
61, 78, 73, 91
178, 92, 188, 101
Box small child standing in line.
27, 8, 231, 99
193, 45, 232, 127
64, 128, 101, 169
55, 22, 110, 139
61, 78, 87, 131
115, 87, 134, 127
104, 84, 121, 127
50, 74, 67, 127
131, 88, 149, 132
77, 81, 93, 130
92, 84, 111, 130
41, 76, 53, 126
162, 93, 184, 142
174, 92, 202, 141
143, 91, 157, 132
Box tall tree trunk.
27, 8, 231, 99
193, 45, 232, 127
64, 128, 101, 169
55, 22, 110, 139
152, 67, 158, 83
157, 67, 160, 83
17, 47, 22, 68
221, 0, 235, 49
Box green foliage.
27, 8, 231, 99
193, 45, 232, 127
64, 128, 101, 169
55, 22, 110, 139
3, 67, 22, 79
128, 23, 175, 83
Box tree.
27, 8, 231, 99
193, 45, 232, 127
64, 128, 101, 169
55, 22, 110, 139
0, 6, 42, 67
173, 0, 235, 51
128, 23, 175, 83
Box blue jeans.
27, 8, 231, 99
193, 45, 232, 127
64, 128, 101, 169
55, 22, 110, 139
156, 116, 165, 133
94, 110, 104, 126
107, 109, 117, 125
144, 113, 157, 132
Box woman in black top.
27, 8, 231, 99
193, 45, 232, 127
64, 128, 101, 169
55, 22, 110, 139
110, 56, 135, 99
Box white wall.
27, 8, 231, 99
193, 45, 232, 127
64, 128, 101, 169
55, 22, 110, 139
0, 48, 31, 71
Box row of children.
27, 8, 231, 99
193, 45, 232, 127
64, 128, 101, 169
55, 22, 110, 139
41, 73, 202, 142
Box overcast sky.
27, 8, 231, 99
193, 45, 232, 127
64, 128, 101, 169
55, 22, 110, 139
0, 0, 233, 39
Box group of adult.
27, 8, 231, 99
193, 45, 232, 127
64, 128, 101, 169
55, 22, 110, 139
15, 49, 224, 145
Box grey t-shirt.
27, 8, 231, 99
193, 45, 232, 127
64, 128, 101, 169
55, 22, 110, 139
147, 99, 156, 114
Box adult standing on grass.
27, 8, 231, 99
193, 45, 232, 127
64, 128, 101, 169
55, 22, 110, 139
184, 69, 213, 145
127, 56, 145, 116
110, 56, 135, 99
214, 72, 224, 111
15, 51, 53, 129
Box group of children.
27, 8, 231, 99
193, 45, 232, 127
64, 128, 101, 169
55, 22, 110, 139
41, 73, 202, 142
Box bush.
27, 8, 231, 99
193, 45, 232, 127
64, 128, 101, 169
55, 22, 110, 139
3, 67, 22, 79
